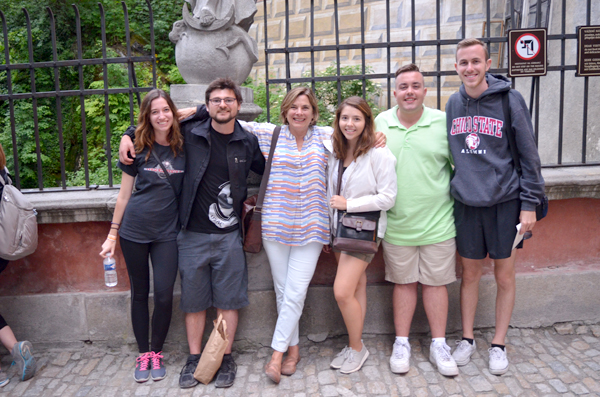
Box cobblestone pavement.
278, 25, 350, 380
1, 324, 600, 396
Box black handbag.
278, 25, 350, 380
331, 159, 380, 254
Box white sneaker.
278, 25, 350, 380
452, 339, 476, 366
488, 347, 509, 375
429, 342, 458, 376
389, 339, 411, 374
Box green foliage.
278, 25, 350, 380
0, 0, 182, 189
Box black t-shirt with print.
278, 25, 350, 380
188, 125, 239, 234
117, 143, 185, 243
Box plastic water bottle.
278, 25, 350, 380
103, 254, 117, 287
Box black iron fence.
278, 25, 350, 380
0, 1, 156, 191
261, 0, 599, 168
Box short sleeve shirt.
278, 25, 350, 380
117, 143, 185, 243
375, 106, 455, 246
187, 125, 238, 234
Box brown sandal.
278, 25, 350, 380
281, 356, 301, 376
265, 361, 281, 384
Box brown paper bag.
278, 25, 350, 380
193, 313, 228, 385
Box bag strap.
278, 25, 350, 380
502, 91, 522, 177
255, 126, 282, 212
336, 158, 343, 196
150, 149, 179, 199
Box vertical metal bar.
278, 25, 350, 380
263, 0, 270, 122
72, 4, 89, 188
284, 0, 291, 91
360, 0, 366, 99
122, 1, 137, 124
310, 0, 315, 93
461, 0, 466, 39
334, 0, 341, 104
510, 0, 516, 29
386, 0, 391, 109
436, 0, 441, 110
99, 3, 113, 187
145, 0, 157, 88
411, 0, 416, 63
23, 8, 43, 190
535, 0, 542, 27
582, 0, 591, 163
486, 0, 491, 57
47, 7, 66, 189
0, 11, 21, 188
557, 0, 566, 163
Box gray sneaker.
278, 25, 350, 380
330, 346, 350, 369
340, 343, 369, 374
452, 339, 476, 366
11, 341, 36, 381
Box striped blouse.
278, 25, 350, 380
239, 121, 331, 246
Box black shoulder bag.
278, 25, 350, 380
502, 92, 548, 220
331, 159, 380, 254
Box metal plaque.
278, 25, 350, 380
577, 25, 600, 77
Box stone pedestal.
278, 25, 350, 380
170, 84, 263, 122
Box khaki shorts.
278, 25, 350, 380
382, 238, 457, 286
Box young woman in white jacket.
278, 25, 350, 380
325, 96, 397, 373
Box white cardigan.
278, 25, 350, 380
324, 140, 398, 238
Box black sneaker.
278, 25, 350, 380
215, 354, 237, 388
179, 354, 200, 388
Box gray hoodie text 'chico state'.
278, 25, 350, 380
445, 73, 545, 210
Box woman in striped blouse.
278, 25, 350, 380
239, 87, 330, 383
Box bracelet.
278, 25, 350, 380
110, 222, 120, 229
106, 235, 117, 241
110, 226, 119, 230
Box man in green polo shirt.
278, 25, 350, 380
375, 64, 458, 377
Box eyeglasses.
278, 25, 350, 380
208, 97, 237, 106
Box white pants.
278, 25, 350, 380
262, 239, 323, 352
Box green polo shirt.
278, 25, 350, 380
375, 105, 455, 246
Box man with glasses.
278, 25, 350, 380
119, 78, 265, 388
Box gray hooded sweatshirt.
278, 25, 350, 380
445, 73, 545, 211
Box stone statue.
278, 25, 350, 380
170, 0, 259, 85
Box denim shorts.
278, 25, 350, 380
177, 229, 248, 313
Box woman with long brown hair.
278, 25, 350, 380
100, 89, 184, 383
326, 96, 397, 373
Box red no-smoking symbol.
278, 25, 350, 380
515, 33, 541, 60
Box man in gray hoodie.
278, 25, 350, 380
445, 38, 545, 375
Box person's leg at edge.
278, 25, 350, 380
491, 251, 517, 345
422, 285, 449, 338
0, 325, 18, 354
333, 253, 369, 351
459, 257, 484, 340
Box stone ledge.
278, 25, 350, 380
2, 266, 598, 344
25, 166, 600, 224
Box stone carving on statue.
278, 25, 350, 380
169, 0, 259, 85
